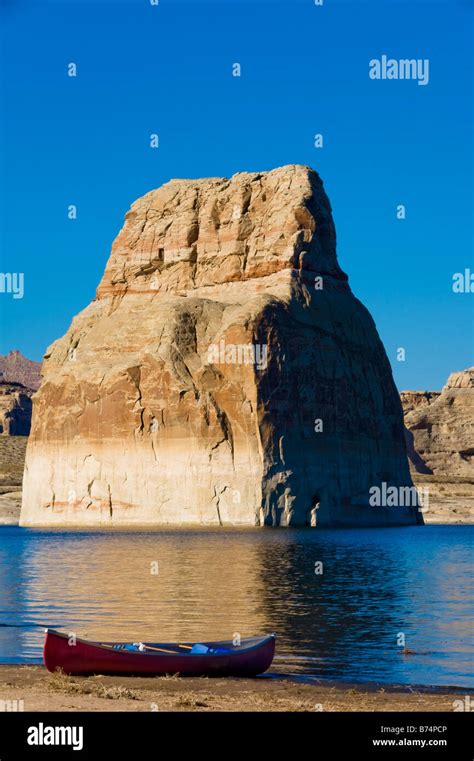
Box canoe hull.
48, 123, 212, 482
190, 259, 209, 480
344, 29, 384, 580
43, 630, 276, 677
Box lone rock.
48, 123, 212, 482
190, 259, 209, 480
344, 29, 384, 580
21, 165, 420, 527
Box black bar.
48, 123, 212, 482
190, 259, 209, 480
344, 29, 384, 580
0, 712, 472, 759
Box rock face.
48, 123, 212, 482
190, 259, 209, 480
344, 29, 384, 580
21, 165, 420, 527
443, 368, 474, 391
0, 383, 33, 436
399, 391, 440, 416
402, 368, 474, 477
0, 351, 41, 390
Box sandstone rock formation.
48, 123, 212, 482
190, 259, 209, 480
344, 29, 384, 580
0, 350, 41, 390
0, 435, 27, 525
399, 391, 440, 416
0, 375, 33, 523
402, 368, 474, 478
21, 165, 421, 527
443, 367, 474, 391
0, 382, 33, 435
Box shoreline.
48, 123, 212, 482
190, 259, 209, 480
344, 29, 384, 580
0, 665, 468, 712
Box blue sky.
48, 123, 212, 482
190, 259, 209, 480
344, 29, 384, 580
0, 0, 472, 390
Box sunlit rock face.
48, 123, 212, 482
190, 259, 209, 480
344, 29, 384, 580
21, 165, 419, 527
402, 368, 474, 478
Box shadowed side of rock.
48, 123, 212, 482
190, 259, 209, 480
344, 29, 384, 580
253, 276, 417, 526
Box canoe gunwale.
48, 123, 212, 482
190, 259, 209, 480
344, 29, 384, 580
44, 628, 275, 658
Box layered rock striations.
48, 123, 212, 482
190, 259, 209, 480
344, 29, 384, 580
0, 382, 33, 436
21, 165, 420, 527
399, 391, 440, 416
402, 368, 474, 478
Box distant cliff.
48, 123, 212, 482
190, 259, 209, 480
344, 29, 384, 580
0, 351, 41, 391
0, 382, 33, 436
21, 165, 420, 527
402, 368, 474, 477
400, 369, 474, 524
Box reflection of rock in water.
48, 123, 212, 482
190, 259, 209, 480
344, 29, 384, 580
14, 531, 267, 646
256, 532, 403, 679
3, 528, 473, 685
22, 165, 418, 527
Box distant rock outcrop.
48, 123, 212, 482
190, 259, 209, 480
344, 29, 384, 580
402, 368, 474, 477
0, 383, 33, 435
0, 351, 41, 390
21, 165, 420, 527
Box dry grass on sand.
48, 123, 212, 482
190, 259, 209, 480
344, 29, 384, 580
0, 666, 464, 713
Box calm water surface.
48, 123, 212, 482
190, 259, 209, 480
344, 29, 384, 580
0, 524, 472, 687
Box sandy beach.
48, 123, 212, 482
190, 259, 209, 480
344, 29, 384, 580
0, 665, 465, 713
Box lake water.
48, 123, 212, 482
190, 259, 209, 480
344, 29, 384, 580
0, 524, 472, 688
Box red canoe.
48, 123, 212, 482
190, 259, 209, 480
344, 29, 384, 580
43, 629, 276, 677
